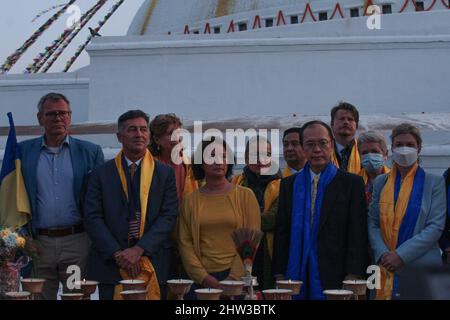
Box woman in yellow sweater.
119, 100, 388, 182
178, 137, 261, 295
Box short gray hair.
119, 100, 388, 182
391, 123, 422, 148
358, 131, 388, 154
37, 93, 70, 113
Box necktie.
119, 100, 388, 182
130, 163, 137, 182
311, 175, 320, 225
341, 147, 349, 171
128, 162, 140, 244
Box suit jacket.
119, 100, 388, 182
440, 169, 450, 255
368, 171, 446, 268
272, 169, 369, 290
19, 136, 104, 229
84, 159, 178, 285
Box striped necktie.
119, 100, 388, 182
128, 162, 140, 243
130, 163, 138, 182
311, 175, 320, 225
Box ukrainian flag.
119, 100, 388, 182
0, 113, 30, 228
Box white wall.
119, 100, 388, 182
0, 71, 89, 126
87, 34, 450, 122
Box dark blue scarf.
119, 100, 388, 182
286, 162, 337, 300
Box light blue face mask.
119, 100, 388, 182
361, 153, 385, 172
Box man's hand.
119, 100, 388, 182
381, 251, 404, 272
114, 250, 127, 269
115, 246, 144, 270
201, 275, 220, 289
127, 263, 142, 279
445, 247, 450, 263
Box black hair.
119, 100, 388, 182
283, 127, 302, 140
300, 120, 334, 144
192, 137, 234, 181
118, 110, 150, 132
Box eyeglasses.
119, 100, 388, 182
44, 111, 72, 119
303, 140, 330, 150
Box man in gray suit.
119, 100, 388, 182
368, 123, 446, 300
20, 93, 104, 299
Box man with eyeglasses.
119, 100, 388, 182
273, 120, 369, 300
282, 127, 306, 178
19, 92, 104, 299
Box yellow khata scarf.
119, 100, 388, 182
282, 166, 293, 178
113, 149, 161, 300
359, 166, 391, 185
331, 139, 361, 174
231, 174, 280, 258
376, 163, 419, 300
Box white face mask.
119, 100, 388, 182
392, 146, 418, 167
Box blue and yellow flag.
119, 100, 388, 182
0, 113, 30, 228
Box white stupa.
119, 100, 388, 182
1, 0, 450, 173
0, 0, 449, 125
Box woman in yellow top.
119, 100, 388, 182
231, 136, 281, 290
178, 137, 261, 297
357, 131, 390, 204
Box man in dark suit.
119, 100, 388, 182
20, 92, 104, 300
84, 110, 178, 300
440, 168, 450, 262
272, 120, 369, 300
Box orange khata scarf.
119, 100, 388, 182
282, 166, 293, 178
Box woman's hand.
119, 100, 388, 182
201, 275, 221, 289
381, 251, 404, 272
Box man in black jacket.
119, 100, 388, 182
84, 110, 178, 300
272, 120, 369, 300
440, 168, 450, 262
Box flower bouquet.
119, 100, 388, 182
0, 227, 38, 297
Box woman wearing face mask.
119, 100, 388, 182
357, 131, 390, 204
368, 123, 446, 300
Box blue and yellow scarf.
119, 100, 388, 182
377, 163, 425, 300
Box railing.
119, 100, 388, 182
180, 0, 450, 35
